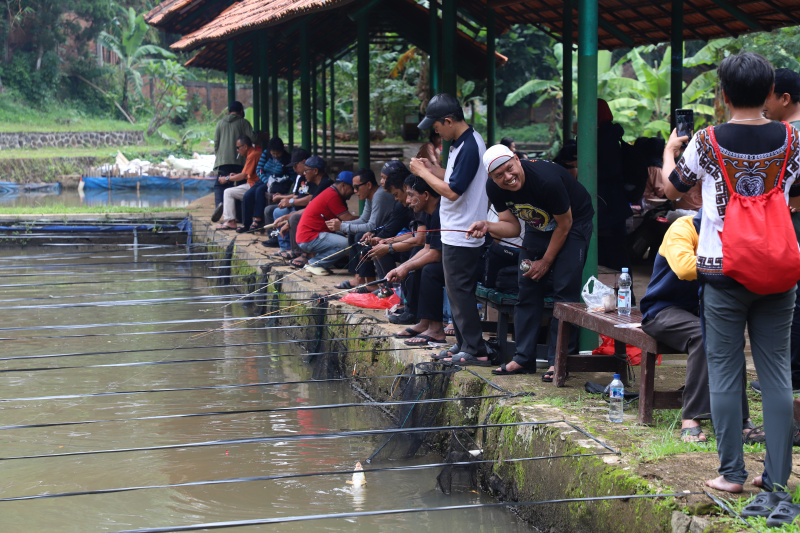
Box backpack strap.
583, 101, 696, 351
707, 122, 793, 193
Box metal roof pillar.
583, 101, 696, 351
441, 0, 456, 96
670, 0, 684, 129
312, 58, 319, 155
260, 34, 270, 137
357, 13, 370, 170
252, 38, 261, 133
330, 61, 336, 159
562, 0, 574, 142
270, 43, 279, 139
301, 23, 311, 151
227, 40, 235, 105
486, 7, 496, 146
322, 60, 328, 158
288, 66, 295, 149
577, 0, 598, 336
429, 0, 439, 95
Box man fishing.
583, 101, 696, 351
467, 144, 594, 378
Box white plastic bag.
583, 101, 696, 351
581, 276, 615, 310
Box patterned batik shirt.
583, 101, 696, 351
669, 122, 800, 285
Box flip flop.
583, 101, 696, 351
335, 280, 354, 290
447, 352, 492, 366
680, 425, 707, 443
276, 250, 298, 260
766, 501, 800, 527
394, 327, 421, 338
444, 324, 455, 336
216, 223, 236, 230
432, 344, 459, 360
541, 370, 555, 383
404, 334, 447, 346
491, 363, 531, 376
290, 256, 308, 268
742, 491, 792, 518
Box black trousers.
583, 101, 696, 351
641, 305, 749, 421
417, 261, 445, 322
513, 221, 592, 369
442, 244, 487, 357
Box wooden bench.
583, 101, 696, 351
553, 302, 684, 424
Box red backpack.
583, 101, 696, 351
707, 123, 800, 295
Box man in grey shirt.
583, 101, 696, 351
327, 168, 395, 289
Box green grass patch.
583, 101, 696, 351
497, 123, 553, 144
0, 204, 195, 215
0, 144, 169, 160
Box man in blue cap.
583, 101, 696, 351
295, 170, 358, 274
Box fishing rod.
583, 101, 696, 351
0, 272, 264, 290
391, 228, 529, 251
0, 259, 249, 276
0, 370, 439, 403
0, 248, 230, 263
0, 345, 420, 375
107, 493, 701, 533
0, 452, 615, 503
0, 393, 505, 430
0, 334, 393, 362
0, 283, 256, 304
0, 420, 564, 461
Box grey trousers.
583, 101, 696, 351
442, 244, 487, 357
703, 283, 796, 490
641, 305, 749, 421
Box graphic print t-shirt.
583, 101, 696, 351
486, 159, 593, 233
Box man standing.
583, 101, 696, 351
212, 101, 254, 222
216, 136, 261, 230
296, 171, 357, 274
410, 93, 489, 365
467, 145, 594, 379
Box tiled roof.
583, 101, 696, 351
145, 0, 230, 35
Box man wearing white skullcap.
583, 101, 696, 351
467, 145, 594, 380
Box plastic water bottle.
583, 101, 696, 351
617, 268, 632, 316
608, 374, 624, 423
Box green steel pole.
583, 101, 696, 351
670, 0, 683, 129
330, 60, 336, 158
562, 0, 573, 142
486, 8, 496, 146
300, 23, 311, 152
322, 60, 328, 158
252, 39, 261, 133
260, 34, 269, 137
313, 59, 319, 155
577, 0, 598, 351
288, 67, 294, 149
271, 56, 279, 141
357, 13, 370, 170
441, 0, 456, 96
429, 0, 439, 95
227, 40, 236, 105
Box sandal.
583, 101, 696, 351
404, 334, 447, 346
680, 425, 707, 443
290, 255, 308, 268
742, 491, 792, 518
276, 250, 298, 260
541, 370, 555, 383
394, 327, 422, 338
766, 501, 800, 527
432, 344, 459, 360
444, 323, 455, 336
447, 352, 492, 367
491, 363, 531, 376
335, 280, 354, 290
743, 421, 766, 444
216, 223, 236, 230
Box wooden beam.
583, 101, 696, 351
708, 0, 764, 31
487, 0, 529, 8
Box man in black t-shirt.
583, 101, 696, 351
468, 145, 594, 378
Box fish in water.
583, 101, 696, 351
346, 461, 366, 486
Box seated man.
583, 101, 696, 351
640, 213, 755, 443
329, 168, 395, 289
385, 175, 447, 346
240, 137, 290, 232
261, 147, 310, 247
216, 135, 262, 230
295, 171, 357, 274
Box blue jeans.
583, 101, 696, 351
298, 232, 349, 268
272, 206, 294, 250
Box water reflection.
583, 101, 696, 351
0, 187, 208, 208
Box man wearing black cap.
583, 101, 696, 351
211, 101, 254, 222
261, 147, 310, 247
410, 93, 490, 365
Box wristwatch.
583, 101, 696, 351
289, 198, 295, 206
388, 243, 394, 253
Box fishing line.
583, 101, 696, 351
0, 261, 245, 278
0, 293, 290, 311
386, 228, 530, 252
0, 345, 420, 375
0, 283, 254, 304
0, 272, 264, 290
0, 370, 438, 403
106, 493, 701, 532
0, 452, 615, 502
0, 334, 393, 362
0, 393, 505, 430
0, 421, 564, 461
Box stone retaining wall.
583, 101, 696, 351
0, 131, 144, 150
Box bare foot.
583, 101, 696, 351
705, 475, 743, 493
753, 475, 763, 488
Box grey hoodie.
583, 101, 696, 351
213, 113, 255, 169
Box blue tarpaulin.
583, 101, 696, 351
81, 176, 215, 191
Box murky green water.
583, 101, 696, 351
0, 248, 531, 532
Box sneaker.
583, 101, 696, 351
304, 264, 331, 276
388, 311, 417, 325
261, 238, 279, 247
211, 203, 224, 222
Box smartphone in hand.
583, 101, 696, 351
675, 109, 694, 148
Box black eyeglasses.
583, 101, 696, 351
236, 144, 245, 149
352, 182, 364, 191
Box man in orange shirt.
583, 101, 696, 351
217, 135, 262, 230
